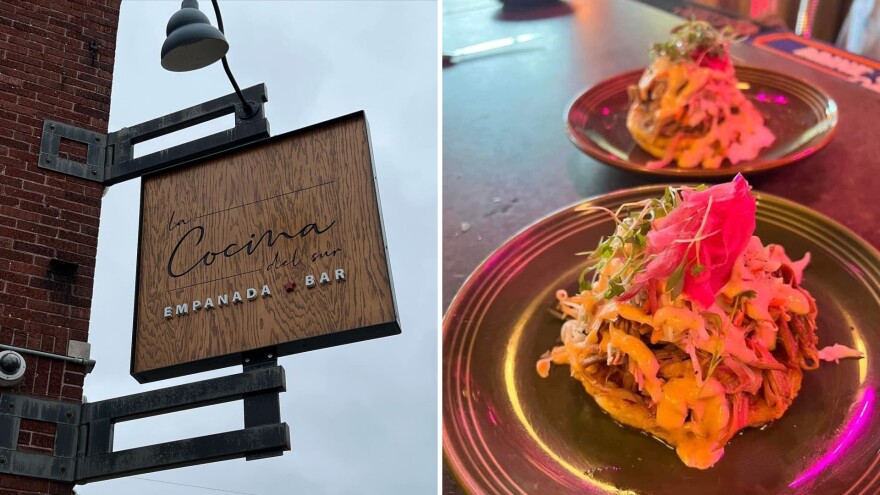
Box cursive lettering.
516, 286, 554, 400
266, 249, 302, 270
167, 211, 189, 232
311, 247, 342, 262
167, 220, 336, 278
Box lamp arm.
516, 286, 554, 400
211, 0, 254, 117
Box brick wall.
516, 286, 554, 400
0, 1, 120, 494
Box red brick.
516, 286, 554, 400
16, 218, 59, 237
0, 1, 117, 489
28, 358, 50, 396
0, 315, 26, 332
0, 246, 34, 264
62, 370, 84, 387
26, 298, 69, 316
0, 224, 33, 242
1, 165, 45, 184
0, 215, 16, 228
59, 209, 97, 227
79, 223, 98, 236
19, 418, 57, 435
69, 306, 89, 320
38, 335, 56, 353
44, 176, 84, 194
0, 175, 22, 192
13, 239, 55, 258
0, 475, 50, 492
23, 319, 66, 337
56, 228, 92, 245
30, 432, 56, 449
10, 330, 28, 348
59, 384, 80, 400
36, 234, 80, 253
48, 291, 89, 308
9, 260, 46, 277
0, 269, 30, 286
20, 179, 64, 197
0, 292, 27, 308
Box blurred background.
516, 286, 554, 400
445, 0, 880, 59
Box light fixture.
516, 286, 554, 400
161, 0, 257, 117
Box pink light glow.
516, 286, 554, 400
792, 147, 815, 159
756, 93, 768, 102
774, 95, 788, 104
749, 0, 774, 18
789, 388, 875, 488
845, 262, 866, 277
601, 107, 610, 116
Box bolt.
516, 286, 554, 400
0, 455, 6, 464
60, 466, 66, 473
244, 358, 250, 363
95, 136, 100, 142
267, 354, 273, 359
45, 157, 51, 163
49, 124, 55, 130
65, 410, 72, 418
8, 402, 14, 408
90, 168, 97, 175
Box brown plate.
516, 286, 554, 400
565, 66, 838, 177
443, 186, 880, 494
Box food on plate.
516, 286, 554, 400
536, 175, 862, 469
626, 21, 775, 169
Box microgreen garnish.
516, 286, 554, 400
701, 312, 723, 332
650, 20, 742, 63
666, 259, 687, 300
575, 188, 684, 300
705, 338, 724, 382
576, 183, 724, 303
729, 290, 757, 320
700, 311, 725, 381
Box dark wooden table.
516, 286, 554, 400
442, 0, 880, 492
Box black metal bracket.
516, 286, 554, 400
241, 350, 281, 461
0, 394, 80, 482
38, 83, 270, 186
38, 122, 106, 182
0, 364, 289, 483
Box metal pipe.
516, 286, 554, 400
211, 0, 254, 118
0, 343, 96, 373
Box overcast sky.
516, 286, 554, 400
79, 2, 437, 494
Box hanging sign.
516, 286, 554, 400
131, 111, 400, 382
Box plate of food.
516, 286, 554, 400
565, 21, 838, 177
443, 176, 879, 494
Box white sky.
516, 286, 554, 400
78, 1, 437, 494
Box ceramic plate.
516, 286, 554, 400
443, 186, 880, 494
565, 67, 838, 177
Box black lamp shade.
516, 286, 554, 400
161, 0, 229, 72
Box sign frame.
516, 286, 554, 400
129, 111, 401, 383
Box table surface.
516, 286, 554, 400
442, 0, 880, 493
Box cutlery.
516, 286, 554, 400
443, 34, 539, 66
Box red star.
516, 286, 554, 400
283, 281, 296, 292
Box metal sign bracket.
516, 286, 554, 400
0, 364, 289, 483
38, 83, 270, 186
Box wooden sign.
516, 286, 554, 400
132, 112, 400, 382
